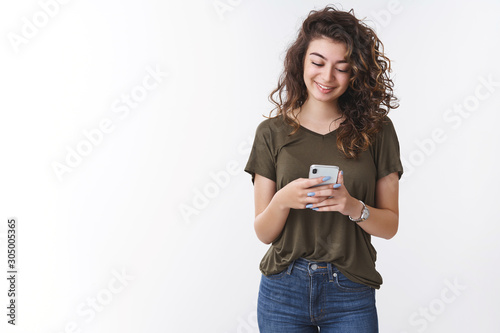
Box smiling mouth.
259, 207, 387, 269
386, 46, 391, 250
315, 81, 335, 92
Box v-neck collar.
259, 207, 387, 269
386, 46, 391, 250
298, 124, 338, 137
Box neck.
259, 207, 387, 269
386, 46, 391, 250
297, 98, 343, 122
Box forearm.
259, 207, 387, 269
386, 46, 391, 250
345, 199, 398, 239
253, 175, 333, 244
254, 194, 291, 244
359, 206, 398, 239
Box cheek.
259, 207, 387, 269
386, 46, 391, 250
303, 65, 316, 80
339, 75, 351, 89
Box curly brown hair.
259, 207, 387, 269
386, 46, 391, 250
268, 6, 398, 159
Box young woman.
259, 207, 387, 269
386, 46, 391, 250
244, 6, 403, 333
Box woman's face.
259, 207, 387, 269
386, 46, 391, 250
302, 37, 351, 106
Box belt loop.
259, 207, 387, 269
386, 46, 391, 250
286, 260, 295, 275
327, 263, 334, 282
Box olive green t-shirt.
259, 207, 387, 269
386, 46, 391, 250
244, 116, 403, 289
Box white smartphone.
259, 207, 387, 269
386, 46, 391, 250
308, 164, 339, 187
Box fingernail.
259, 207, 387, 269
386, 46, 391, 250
307, 192, 315, 197
333, 183, 341, 189
312, 208, 319, 211
306, 204, 313, 209
322, 176, 331, 181
340, 170, 343, 176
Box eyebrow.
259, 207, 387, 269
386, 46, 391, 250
309, 52, 348, 64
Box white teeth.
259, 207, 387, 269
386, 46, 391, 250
317, 82, 333, 90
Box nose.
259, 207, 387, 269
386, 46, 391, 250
321, 65, 336, 83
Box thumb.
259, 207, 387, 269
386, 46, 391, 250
336, 170, 344, 185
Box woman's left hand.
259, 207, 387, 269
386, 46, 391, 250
307, 170, 363, 218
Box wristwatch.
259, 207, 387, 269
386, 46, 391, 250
349, 200, 370, 223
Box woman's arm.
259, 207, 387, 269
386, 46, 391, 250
309, 171, 400, 240
253, 174, 333, 244
253, 175, 289, 244
350, 172, 399, 239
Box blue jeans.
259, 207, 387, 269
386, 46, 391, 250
257, 258, 378, 332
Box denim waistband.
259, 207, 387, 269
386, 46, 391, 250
286, 257, 338, 282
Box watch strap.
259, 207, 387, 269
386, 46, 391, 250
349, 200, 369, 223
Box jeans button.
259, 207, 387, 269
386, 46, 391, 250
311, 264, 318, 270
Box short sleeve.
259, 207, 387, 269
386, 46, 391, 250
372, 117, 404, 180
244, 120, 277, 184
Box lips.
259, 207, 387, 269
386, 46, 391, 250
315, 81, 335, 93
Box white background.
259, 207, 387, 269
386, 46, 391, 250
1, 0, 499, 332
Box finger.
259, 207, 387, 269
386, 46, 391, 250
314, 205, 337, 212
312, 198, 340, 212
309, 197, 340, 208
306, 175, 332, 188
314, 197, 336, 207
309, 196, 329, 204
313, 185, 339, 196
310, 188, 335, 197
304, 193, 329, 204
305, 197, 329, 209
309, 183, 337, 192
336, 170, 344, 185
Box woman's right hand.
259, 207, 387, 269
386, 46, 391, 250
253, 174, 335, 244
273, 176, 333, 210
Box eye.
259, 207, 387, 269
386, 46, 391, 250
311, 62, 323, 67
336, 68, 349, 73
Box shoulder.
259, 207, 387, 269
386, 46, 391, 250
369, 115, 403, 179
254, 116, 289, 136
381, 115, 397, 130
369, 114, 402, 162
369, 115, 401, 154
375, 116, 399, 140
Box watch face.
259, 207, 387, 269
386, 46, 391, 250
361, 208, 369, 219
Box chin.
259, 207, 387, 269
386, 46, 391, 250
312, 93, 339, 103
